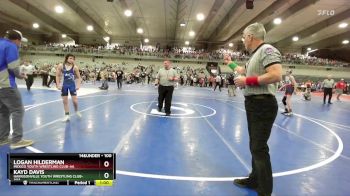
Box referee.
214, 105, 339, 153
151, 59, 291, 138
322, 75, 335, 104
21, 61, 36, 91
227, 23, 282, 196
155, 60, 178, 116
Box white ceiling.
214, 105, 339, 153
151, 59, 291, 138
266, 0, 350, 43
0, 0, 349, 50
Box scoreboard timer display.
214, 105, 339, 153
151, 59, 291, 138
8, 153, 116, 186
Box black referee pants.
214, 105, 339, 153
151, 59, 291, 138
47, 75, 56, 87
323, 88, 333, 103
158, 85, 174, 114
25, 75, 34, 90
245, 95, 278, 195
117, 79, 122, 89
42, 74, 48, 87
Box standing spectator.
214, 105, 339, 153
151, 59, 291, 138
135, 70, 140, 83
0, 29, 34, 149
47, 64, 58, 87
335, 78, 346, 101
227, 73, 236, 97
99, 69, 109, 90
140, 71, 146, 85
193, 75, 198, 87
115, 67, 124, 89
214, 74, 222, 91
322, 75, 335, 104
155, 60, 178, 116
221, 74, 225, 88
40, 64, 49, 87
96, 69, 101, 81
180, 74, 184, 86
316, 81, 322, 91
229, 23, 282, 196
89, 69, 96, 85
146, 66, 153, 84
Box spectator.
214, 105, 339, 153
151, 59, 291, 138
0, 29, 34, 149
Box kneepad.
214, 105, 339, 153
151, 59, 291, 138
282, 96, 287, 105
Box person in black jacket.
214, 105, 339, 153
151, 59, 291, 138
227, 74, 236, 97
115, 68, 124, 89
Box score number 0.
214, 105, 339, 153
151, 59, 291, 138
104, 160, 110, 179
102, 154, 112, 179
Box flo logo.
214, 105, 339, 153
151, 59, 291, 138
130, 101, 216, 118
317, 10, 335, 16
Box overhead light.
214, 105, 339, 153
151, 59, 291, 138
292, 36, 299, 41
55, 5, 64, 14
189, 31, 195, 37
229, 43, 233, 47
124, 9, 132, 17
309, 49, 318, 53
144, 38, 149, 43
196, 13, 205, 21
185, 41, 189, 45
307, 47, 311, 51
342, 40, 349, 44
87, 25, 93, 31
33, 23, 39, 28
62, 34, 67, 38
137, 28, 143, 34
180, 21, 186, 27
103, 36, 110, 42
338, 23, 348, 28
273, 18, 282, 25
306, 49, 318, 56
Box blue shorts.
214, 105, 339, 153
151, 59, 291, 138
285, 85, 294, 95
61, 84, 76, 96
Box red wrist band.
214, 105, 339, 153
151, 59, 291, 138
246, 76, 259, 86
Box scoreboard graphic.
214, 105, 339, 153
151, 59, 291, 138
8, 153, 116, 186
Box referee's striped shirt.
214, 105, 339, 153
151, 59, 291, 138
244, 43, 281, 96
322, 79, 335, 88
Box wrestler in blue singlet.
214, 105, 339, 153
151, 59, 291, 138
61, 64, 76, 96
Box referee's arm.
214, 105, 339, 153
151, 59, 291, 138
172, 71, 179, 81
154, 72, 160, 85
257, 63, 282, 85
